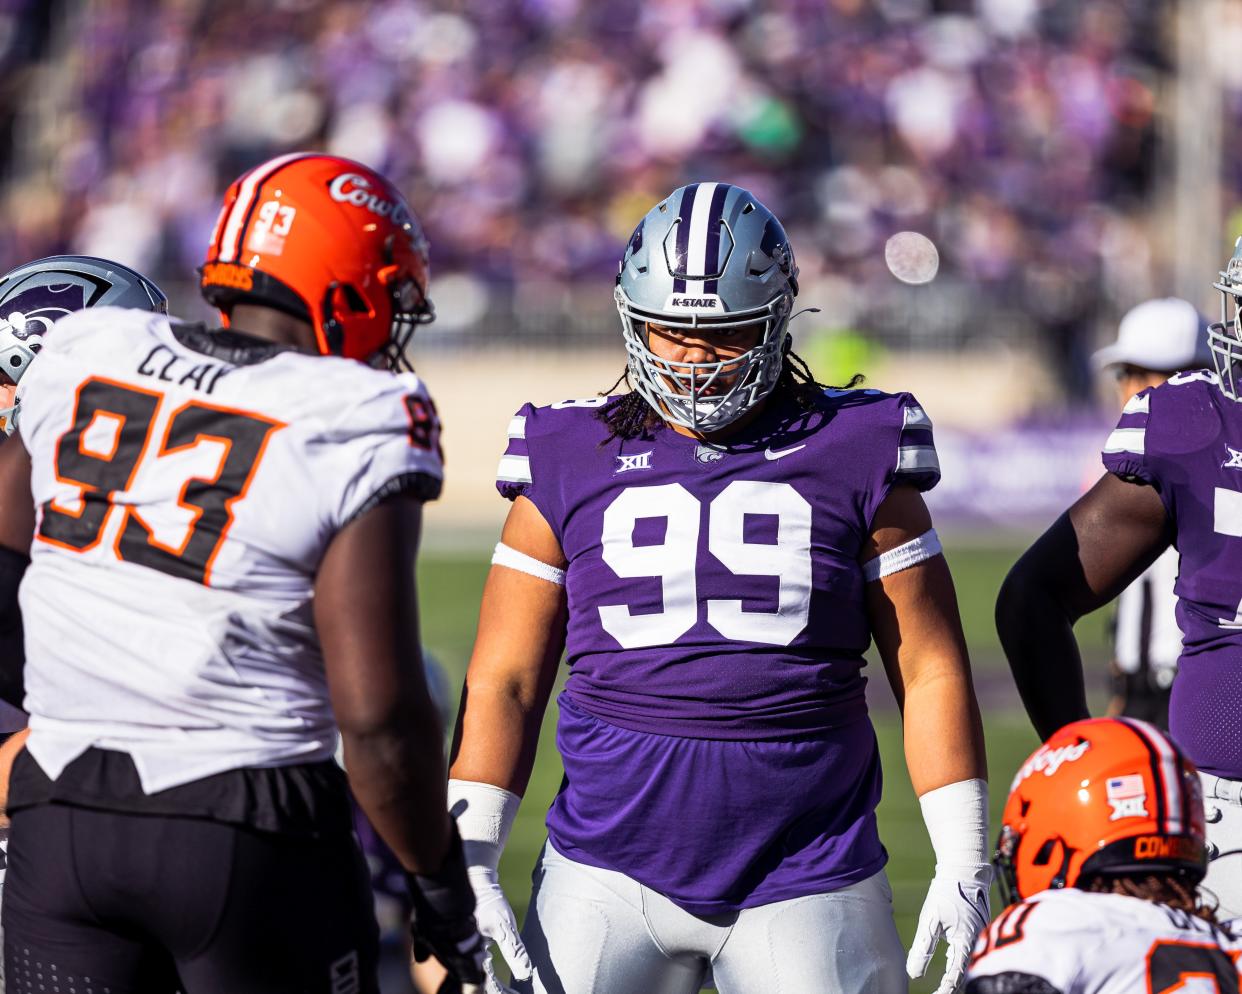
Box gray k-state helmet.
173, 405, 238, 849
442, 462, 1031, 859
615, 183, 800, 433
1211, 236, 1242, 401
0, 255, 167, 434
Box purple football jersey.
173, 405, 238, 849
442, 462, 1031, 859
496, 388, 939, 909
1103, 370, 1242, 778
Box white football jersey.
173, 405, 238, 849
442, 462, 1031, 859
15, 307, 443, 792
966, 888, 1242, 993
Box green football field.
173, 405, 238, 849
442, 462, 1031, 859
417, 540, 1112, 993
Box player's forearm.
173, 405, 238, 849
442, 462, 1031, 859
996, 559, 1090, 741
901, 664, 987, 795
449, 674, 548, 796
449, 563, 565, 795
343, 704, 453, 875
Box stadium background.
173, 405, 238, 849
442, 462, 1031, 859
0, 0, 1236, 990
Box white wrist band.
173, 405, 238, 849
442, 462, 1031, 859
492, 542, 566, 586
919, 777, 989, 869
448, 778, 522, 871
863, 528, 942, 582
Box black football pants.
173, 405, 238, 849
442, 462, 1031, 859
3, 803, 380, 994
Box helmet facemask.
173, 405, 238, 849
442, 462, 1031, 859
0, 312, 48, 436
376, 236, 435, 372
616, 286, 792, 433
1211, 253, 1242, 401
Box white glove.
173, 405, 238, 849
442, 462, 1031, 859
907, 778, 992, 994
448, 779, 532, 994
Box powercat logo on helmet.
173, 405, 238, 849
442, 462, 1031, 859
329, 173, 413, 226
1010, 739, 1091, 790
665, 293, 722, 310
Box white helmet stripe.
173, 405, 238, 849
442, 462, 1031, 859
685, 181, 719, 280
1121, 717, 1185, 834
217, 152, 316, 263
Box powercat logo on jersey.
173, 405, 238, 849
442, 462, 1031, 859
1010, 739, 1091, 789
329, 172, 414, 226
1224, 446, 1242, 469
665, 293, 722, 311
615, 451, 653, 474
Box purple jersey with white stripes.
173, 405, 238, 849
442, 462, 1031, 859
496, 387, 939, 909
1103, 370, 1242, 777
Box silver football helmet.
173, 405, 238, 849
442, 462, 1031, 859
1211, 236, 1242, 401
615, 183, 799, 433
0, 255, 166, 434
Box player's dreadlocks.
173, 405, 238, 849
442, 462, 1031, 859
595, 346, 863, 443
1083, 873, 1221, 926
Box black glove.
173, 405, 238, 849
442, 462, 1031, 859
406, 824, 488, 993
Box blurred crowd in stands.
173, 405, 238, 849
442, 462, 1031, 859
0, 0, 1210, 398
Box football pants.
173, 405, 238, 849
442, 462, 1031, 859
517, 840, 907, 994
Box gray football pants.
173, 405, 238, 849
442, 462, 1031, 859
517, 841, 907, 994
1201, 771, 1242, 919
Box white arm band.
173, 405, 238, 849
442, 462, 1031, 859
862, 527, 942, 582
448, 778, 522, 871
491, 541, 566, 586
919, 777, 989, 869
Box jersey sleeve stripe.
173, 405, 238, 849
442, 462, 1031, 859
508, 415, 527, 439
1103, 428, 1145, 455
897, 445, 940, 473
496, 453, 532, 484
903, 404, 933, 429
1123, 393, 1150, 415
1216, 488, 1242, 538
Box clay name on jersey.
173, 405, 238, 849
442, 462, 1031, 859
136, 343, 234, 394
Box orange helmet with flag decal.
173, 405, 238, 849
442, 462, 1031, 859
995, 717, 1206, 905
200, 153, 433, 370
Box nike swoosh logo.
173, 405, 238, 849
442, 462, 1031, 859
764, 444, 806, 461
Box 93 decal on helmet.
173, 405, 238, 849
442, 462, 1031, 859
201, 153, 434, 371
994, 716, 1206, 905
615, 182, 805, 434
0, 255, 167, 435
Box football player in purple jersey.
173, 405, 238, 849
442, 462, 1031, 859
997, 237, 1242, 919
449, 183, 990, 994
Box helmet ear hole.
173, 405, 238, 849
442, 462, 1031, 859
1033, 839, 1058, 866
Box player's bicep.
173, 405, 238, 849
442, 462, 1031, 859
315, 493, 428, 735
861, 482, 934, 560
863, 486, 967, 685
470, 496, 567, 709
1012, 472, 1171, 621
0, 435, 35, 554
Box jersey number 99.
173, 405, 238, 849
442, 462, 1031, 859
599, 481, 813, 648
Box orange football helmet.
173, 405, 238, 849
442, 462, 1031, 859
201, 152, 433, 369
995, 717, 1206, 905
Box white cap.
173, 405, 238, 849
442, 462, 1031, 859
1091, 297, 1210, 372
